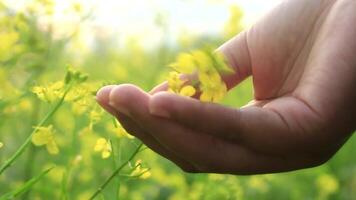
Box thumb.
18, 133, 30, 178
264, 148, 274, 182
218, 30, 252, 89
150, 30, 253, 94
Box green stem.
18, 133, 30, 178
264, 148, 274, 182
89, 143, 143, 200
0, 84, 73, 175
109, 140, 120, 200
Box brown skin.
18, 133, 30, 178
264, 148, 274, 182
96, 0, 356, 174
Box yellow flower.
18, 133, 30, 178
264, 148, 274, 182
0, 31, 20, 62
0, 142, 3, 149
32, 125, 59, 155
179, 85, 196, 97
94, 138, 111, 159
167, 72, 196, 97
191, 50, 214, 72
32, 81, 64, 103
131, 160, 151, 179
199, 71, 227, 102
316, 174, 339, 197
88, 109, 103, 130
167, 71, 184, 93
167, 48, 232, 102
169, 53, 196, 74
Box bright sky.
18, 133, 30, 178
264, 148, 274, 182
6, 0, 282, 46
90, 0, 282, 44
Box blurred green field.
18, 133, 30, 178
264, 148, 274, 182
0, 1, 355, 200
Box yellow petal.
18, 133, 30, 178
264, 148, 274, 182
131, 167, 140, 176
46, 139, 59, 155
212, 83, 227, 102
192, 50, 212, 72
32, 131, 50, 146
140, 171, 151, 179
0, 142, 3, 149
179, 85, 196, 97
167, 71, 184, 93
94, 138, 107, 152
200, 91, 213, 102
198, 72, 210, 85
169, 53, 196, 74
102, 149, 111, 159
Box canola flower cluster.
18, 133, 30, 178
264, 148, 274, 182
167, 48, 233, 102
30, 67, 89, 155
0, 2, 154, 199
30, 67, 134, 159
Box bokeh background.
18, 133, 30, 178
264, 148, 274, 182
0, 0, 355, 199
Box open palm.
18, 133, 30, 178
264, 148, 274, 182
97, 0, 356, 174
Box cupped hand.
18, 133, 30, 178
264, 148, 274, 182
96, 0, 356, 174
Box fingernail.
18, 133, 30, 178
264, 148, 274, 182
149, 103, 170, 118
149, 107, 170, 118
109, 100, 130, 116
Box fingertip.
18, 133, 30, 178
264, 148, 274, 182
96, 85, 116, 105
109, 84, 150, 116
95, 85, 119, 116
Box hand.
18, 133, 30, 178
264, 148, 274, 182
96, 0, 356, 174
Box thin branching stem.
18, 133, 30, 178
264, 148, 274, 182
0, 84, 73, 175
89, 143, 143, 200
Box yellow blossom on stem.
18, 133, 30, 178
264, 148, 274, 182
32, 81, 64, 103
31, 125, 59, 155
131, 160, 151, 179
94, 138, 111, 159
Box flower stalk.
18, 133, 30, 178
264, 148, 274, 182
0, 84, 73, 175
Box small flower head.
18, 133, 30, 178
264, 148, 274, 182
169, 53, 196, 74
0, 142, 3, 149
179, 85, 196, 97
32, 125, 59, 155
94, 138, 111, 159
167, 48, 232, 102
167, 71, 184, 93
199, 70, 227, 102
167, 72, 196, 97
131, 160, 151, 179
32, 81, 64, 103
